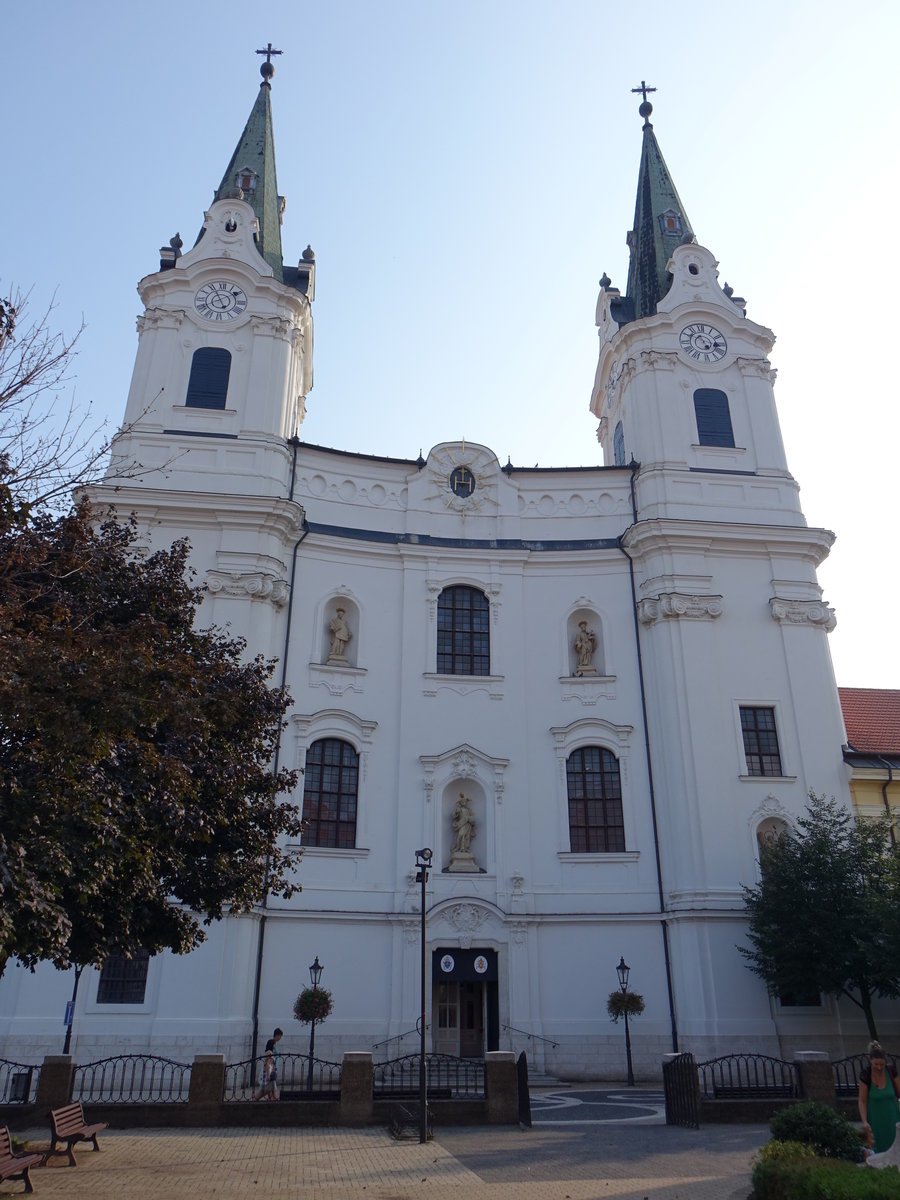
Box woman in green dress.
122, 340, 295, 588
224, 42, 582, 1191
858, 1042, 900, 1153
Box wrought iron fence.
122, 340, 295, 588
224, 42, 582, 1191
72, 1055, 191, 1103
662, 1052, 699, 1129
698, 1053, 799, 1099
373, 1053, 484, 1098
0, 1059, 41, 1105
223, 1052, 342, 1101
832, 1051, 899, 1097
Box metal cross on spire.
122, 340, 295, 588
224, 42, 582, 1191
631, 79, 657, 127
256, 42, 283, 85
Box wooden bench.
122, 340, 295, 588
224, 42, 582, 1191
47, 1102, 108, 1167
0, 1125, 43, 1193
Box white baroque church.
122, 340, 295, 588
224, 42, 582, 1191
0, 63, 873, 1078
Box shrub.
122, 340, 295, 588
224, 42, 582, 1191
751, 1155, 900, 1199
606, 990, 645, 1023
756, 1139, 817, 1164
769, 1101, 866, 1163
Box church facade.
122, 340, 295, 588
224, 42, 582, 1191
0, 64, 886, 1078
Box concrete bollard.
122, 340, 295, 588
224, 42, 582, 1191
340, 1052, 374, 1125
35, 1056, 74, 1109
485, 1050, 518, 1124
188, 1054, 226, 1110
794, 1051, 836, 1104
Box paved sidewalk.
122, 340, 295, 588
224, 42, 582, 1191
6, 1120, 768, 1199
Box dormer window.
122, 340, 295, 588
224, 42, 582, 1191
236, 167, 258, 195
658, 209, 683, 236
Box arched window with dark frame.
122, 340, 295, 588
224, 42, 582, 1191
185, 347, 232, 409
566, 746, 625, 852
437, 586, 490, 676
302, 738, 359, 848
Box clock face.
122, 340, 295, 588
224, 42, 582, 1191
449, 466, 476, 497
194, 280, 248, 322
679, 323, 727, 363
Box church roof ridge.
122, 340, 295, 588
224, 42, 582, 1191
624, 84, 694, 322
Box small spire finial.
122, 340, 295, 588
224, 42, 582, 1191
256, 42, 283, 86
631, 79, 656, 127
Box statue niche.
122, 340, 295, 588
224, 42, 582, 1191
568, 609, 604, 677
324, 600, 354, 666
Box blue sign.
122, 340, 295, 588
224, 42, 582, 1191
64, 1000, 75, 1027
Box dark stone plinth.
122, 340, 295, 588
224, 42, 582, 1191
35, 1056, 73, 1109
485, 1051, 518, 1124
340, 1052, 373, 1126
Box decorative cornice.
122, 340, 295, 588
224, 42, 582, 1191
638, 592, 723, 624
137, 307, 186, 332
205, 570, 288, 607
770, 597, 836, 632
736, 356, 777, 383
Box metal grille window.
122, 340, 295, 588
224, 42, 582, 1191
566, 747, 625, 853
694, 388, 735, 447
437, 586, 490, 676
185, 347, 232, 409
613, 421, 626, 467
97, 949, 150, 1004
302, 738, 359, 848
740, 707, 783, 776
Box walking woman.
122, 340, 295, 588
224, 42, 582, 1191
858, 1041, 900, 1153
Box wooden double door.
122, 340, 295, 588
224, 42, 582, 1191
434, 980, 485, 1058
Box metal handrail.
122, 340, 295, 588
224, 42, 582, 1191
223, 1052, 342, 1101
502, 1023, 560, 1049
372, 1027, 429, 1054
374, 1053, 484, 1098
697, 1052, 799, 1099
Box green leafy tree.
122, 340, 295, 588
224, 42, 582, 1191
0, 494, 301, 980
741, 792, 900, 1040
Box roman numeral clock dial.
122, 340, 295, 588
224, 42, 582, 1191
194, 280, 248, 322
679, 323, 727, 363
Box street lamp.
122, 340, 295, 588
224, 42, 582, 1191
415, 848, 432, 1143
306, 955, 324, 1092
616, 955, 635, 1087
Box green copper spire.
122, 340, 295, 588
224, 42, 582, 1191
625, 84, 694, 321
212, 49, 285, 281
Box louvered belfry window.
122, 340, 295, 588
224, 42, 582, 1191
693, 388, 735, 447
185, 347, 232, 409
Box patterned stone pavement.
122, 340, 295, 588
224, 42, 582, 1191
5, 1099, 768, 1199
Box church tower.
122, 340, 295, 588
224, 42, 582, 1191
108, 49, 314, 504
95, 50, 313, 654
590, 89, 849, 1048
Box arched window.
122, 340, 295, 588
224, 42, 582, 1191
693, 388, 735, 447
302, 738, 359, 848
566, 746, 625, 852
185, 347, 232, 409
613, 421, 626, 467
437, 586, 490, 676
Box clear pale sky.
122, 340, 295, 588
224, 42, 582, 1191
3, 0, 897, 688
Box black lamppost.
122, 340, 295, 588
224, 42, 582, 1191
616, 956, 635, 1087
306, 955, 324, 1092
415, 848, 432, 1143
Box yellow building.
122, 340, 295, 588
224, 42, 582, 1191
840, 688, 900, 830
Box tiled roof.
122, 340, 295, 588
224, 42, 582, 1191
839, 687, 900, 754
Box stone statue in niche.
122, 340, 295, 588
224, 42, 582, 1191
448, 793, 478, 873
573, 620, 598, 676
327, 605, 352, 665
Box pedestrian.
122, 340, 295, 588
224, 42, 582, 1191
858, 1041, 900, 1153
253, 1027, 283, 1101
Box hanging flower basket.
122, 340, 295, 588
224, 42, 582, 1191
607, 990, 645, 1024
293, 986, 333, 1025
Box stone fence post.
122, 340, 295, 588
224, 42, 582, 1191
794, 1051, 836, 1104
188, 1054, 226, 1117
485, 1050, 518, 1124
35, 1055, 74, 1110
340, 1052, 374, 1125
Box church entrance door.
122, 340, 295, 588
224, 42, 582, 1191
432, 948, 498, 1057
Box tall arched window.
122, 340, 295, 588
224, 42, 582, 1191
185, 347, 232, 409
566, 746, 624, 852
613, 421, 626, 467
302, 738, 359, 848
437, 586, 490, 675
